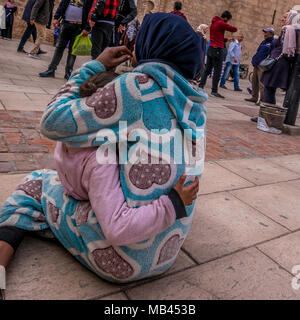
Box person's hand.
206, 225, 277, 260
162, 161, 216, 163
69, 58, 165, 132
53, 19, 59, 28
233, 57, 238, 63
118, 24, 125, 33
96, 46, 132, 70
174, 175, 199, 206
89, 20, 95, 28
82, 29, 89, 37
30, 19, 35, 25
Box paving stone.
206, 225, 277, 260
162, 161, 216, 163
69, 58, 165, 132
0, 84, 46, 94
0, 162, 16, 173
126, 272, 216, 300
0, 92, 32, 110
0, 173, 28, 205
231, 180, 300, 231
165, 250, 196, 274
258, 231, 300, 273
216, 157, 299, 185
5, 236, 121, 300
269, 154, 300, 174
198, 161, 254, 195
182, 192, 288, 264
127, 248, 300, 300
99, 293, 128, 300
0, 72, 31, 81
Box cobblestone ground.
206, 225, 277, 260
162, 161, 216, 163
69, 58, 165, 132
1, 39, 300, 300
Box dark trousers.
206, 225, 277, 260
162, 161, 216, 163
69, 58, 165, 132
199, 46, 224, 93
0, 226, 25, 252
264, 87, 277, 105
91, 22, 114, 60
1, 21, 13, 39
49, 21, 81, 73
17, 23, 37, 51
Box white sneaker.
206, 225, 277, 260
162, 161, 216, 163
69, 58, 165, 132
28, 53, 41, 60
0, 265, 5, 300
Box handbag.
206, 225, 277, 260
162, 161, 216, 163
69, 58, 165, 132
258, 54, 282, 71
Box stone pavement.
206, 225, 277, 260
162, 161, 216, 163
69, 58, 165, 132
1, 39, 300, 300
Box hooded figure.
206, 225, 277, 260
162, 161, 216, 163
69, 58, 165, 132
1, 13, 207, 285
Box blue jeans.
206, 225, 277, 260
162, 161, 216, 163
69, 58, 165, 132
220, 62, 240, 89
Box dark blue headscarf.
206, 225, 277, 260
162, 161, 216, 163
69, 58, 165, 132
135, 12, 204, 80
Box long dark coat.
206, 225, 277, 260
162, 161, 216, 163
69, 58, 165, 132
261, 35, 293, 90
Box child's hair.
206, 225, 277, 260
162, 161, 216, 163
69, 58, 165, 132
79, 71, 119, 97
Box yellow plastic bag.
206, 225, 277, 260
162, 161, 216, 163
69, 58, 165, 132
72, 33, 92, 56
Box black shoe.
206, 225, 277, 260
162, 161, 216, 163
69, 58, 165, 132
211, 92, 225, 99
64, 72, 71, 80
39, 69, 55, 78
220, 85, 228, 89
198, 84, 204, 89
245, 98, 257, 103
251, 117, 258, 123
234, 88, 243, 92
17, 49, 27, 54
38, 49, 47, 54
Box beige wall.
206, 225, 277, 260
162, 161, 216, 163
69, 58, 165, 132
138, 0, 299, 65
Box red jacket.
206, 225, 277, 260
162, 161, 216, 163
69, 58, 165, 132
170, 10, 187, 21
209, 16, 237, 48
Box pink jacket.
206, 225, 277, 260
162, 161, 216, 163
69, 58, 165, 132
54, 142, 186, 246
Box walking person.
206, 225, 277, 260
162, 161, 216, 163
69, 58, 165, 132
170, 1, 187, 21
89, 0, 120, 60
39, 0, 93, 80
17, 0, 37, 53
1, 0, 17, 40
199, 10, 238, 98
27, 0, 50, 59
113, 0, 137, 46
220, 34, 244, 91
245, 28, 275, 108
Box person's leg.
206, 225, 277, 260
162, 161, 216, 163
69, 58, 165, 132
39, 22, 70, 77
65, 24, 81, 78
0, 170, 50, 299
32, 24, 37, 43
220, 62, 231, 87
17, 23, 34, 52
233, 64, 240, 90
0, 227, 26, 267
101, 23, 114, 52
264, 87, 277, 105
91, 23, 105, 60
211, 48, 223, 93
199, 47, 214, 88
29, 22, 45, 55
251, 66, 259, 101
258, 68, 265, 102
7, 20, 13, 39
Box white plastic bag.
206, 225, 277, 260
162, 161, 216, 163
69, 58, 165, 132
257, 116, 282, 134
